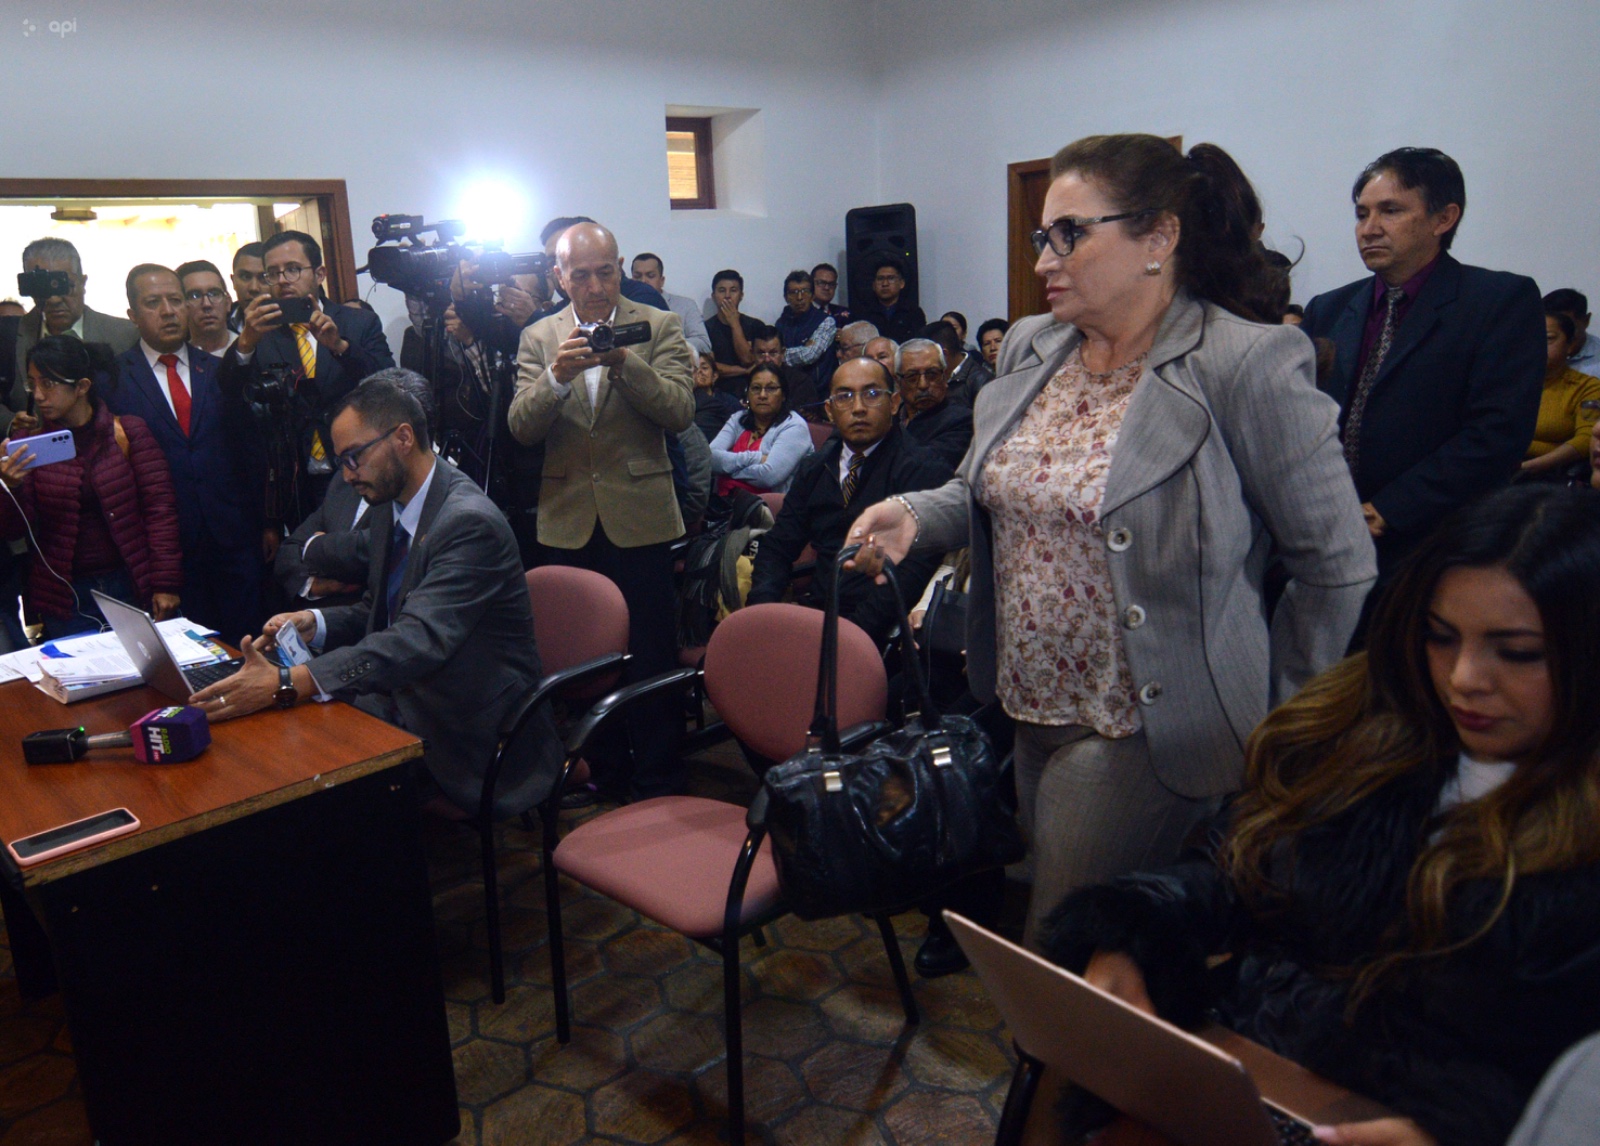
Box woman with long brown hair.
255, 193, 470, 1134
1042, 483, 1600, 1146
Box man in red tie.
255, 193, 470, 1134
111, 264, 263, 641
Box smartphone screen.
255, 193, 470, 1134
9, 808, 139, 863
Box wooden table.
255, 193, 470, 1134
0, 679, 460, 1145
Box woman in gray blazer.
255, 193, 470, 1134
849, 134, 1376, 947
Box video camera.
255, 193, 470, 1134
17, 269, 72, 299
363, 214, 553, 298
577, 321, 651, 354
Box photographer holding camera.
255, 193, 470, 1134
7, 238, 138, 431
220, 230, 394, 539
509, 222, 694, 798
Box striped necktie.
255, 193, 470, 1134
292, 323, 329, 465
840, 449, 866, 504
1343, 286, 1406, 475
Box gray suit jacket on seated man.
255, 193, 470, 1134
308, 457, 559, 817
193, 370, 561, 819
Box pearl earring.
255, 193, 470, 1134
1145, 261, 1162, 276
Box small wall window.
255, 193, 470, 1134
666, 117, 716, 210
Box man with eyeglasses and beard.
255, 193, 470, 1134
746, 357, 949, 646
191, 369, 562, 821
220, 230, 394, 538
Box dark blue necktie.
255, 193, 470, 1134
384, 522, 410, 627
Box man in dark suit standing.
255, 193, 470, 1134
112, 265, 263, 640
748, 357, 950, 645
220, 230, 394, 535
850, 256, 926, 344
7, 237, 139, 430
1302, 147, 1544, 585
193, 370, 562, 819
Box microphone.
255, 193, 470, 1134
23, 705, 212, 765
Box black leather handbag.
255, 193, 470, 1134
760, 548, 1025, 921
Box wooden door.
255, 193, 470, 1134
1007, 159, 1052, 323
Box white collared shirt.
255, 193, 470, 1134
837, 436, 885, 485
140, 340, 191, 419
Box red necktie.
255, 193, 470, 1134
157, 353, 191, 435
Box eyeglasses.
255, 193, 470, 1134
785, 286, 812, 297
873, 274, 903, 285
27, 376, 76, 395
263, 264, 312, 283
185, 288, 228, 304
897, 369, 944, 385
747, 384, 784, 396
333, 425, 398, 472
813, 278, 836, 289
1030, 210, 1154, 258
826, 387, 893, 409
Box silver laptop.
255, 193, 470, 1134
946, 911, 1393, 1146
93, 591, 243, 702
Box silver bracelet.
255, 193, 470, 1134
890, 494, 922, 546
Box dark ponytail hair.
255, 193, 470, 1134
1049, 134, 1289, 323
25, 336, 118, 407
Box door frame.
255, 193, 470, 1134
1006, 159, 1052, 323
0, 179, 358, 302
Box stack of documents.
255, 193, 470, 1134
0, 619, 227, 703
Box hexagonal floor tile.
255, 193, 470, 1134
590, 1068, 697, 1142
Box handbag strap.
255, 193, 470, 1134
806, 544, 857, 752
879, 559, 940, 719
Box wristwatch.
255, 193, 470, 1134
274, 665, 299, 710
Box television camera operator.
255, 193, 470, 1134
370, 214, 554, 562
219, 230, 394, 548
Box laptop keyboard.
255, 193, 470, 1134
186, 658, 244, 690
1265, 1103, 1319, 1146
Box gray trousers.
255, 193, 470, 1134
1015, 722, 1219, 948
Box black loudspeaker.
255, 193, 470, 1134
845, 203, 918, 313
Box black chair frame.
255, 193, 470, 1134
541, 665, 919, 1144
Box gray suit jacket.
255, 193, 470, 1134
904, 292, 1376, 797
309, 459, 561, 817
1509, 1032, 1600, 1146
274, 475, 372, 602
7, 306, 139, 427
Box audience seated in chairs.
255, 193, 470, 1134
0, 337, 181, 638
1041, 485, 1600, 1146
709, 363, 814, 500
746, 357, 950, 646
897, 336, 975, 469
1520, 310, 1599, 483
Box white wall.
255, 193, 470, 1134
874, 0, 1600, 323
0, 0, 882, 332
7, 0, 1597, 334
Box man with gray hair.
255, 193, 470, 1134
819, 319, 877, 393
896, 336, 972, 468
8, 237, 138, 428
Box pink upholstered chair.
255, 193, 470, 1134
807, 420, 834, 452
544, 603, 916, 1143
472, 567, 631, 1005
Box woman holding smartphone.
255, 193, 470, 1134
0, 336, 181, 638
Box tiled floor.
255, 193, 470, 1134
0, 740, 1023, 1145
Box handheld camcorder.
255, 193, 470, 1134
577, 321, 651, 355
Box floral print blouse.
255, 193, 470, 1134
976, 347, 1146, 735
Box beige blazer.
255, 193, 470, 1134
904, 292, 1377, 798
508, 296, 695, 549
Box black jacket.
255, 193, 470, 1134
747, 424, 951, 643
903, 398, 974, 470
853, 300, 927, 344
1043, 767, 1600, 1146
1301, 254, 1544, 575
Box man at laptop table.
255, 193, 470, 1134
190, 369, 563, 818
